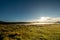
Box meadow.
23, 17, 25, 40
0, 24, 60, 40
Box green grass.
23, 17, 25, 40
0, 24, 60, 40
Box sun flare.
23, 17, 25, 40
40, 17, 47, 21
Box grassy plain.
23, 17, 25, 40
0, 24, 60, 40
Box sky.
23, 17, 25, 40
0, 0, 60, 22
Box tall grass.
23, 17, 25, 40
0, 24, 60, 40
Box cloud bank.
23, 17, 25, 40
32, 17, 60, 22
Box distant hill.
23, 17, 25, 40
0, 21, 32, 24
0, 21, 5, 22
0, 20, 60, 24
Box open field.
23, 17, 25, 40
0, 24, 60, 40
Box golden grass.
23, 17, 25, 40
0, 24, 60, 40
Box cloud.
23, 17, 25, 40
51, 18, 60, 22
32, 17, 60, 22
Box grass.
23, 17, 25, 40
0, 24, 60, 40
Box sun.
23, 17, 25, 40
40, 17, 47, 21
39, 17, 51, 22
31, 17, 51, 22
40, 17, 46, 20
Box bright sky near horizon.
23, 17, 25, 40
0, 0, 60, 22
